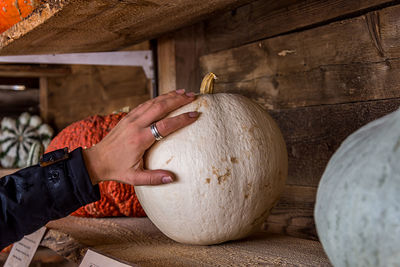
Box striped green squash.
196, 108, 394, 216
26, 141, 44, 167
0, 112, 53, 168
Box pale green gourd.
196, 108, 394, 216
315, 109, 400, 266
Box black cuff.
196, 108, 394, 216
67, 147, 100, 206
42, 147, 100, 217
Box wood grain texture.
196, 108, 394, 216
0, 0, 252, 55
265, 185, 318, 240
174, 24, 206, 92
204, 0, 397, 53
261, 98, 400, 240
0, 247, 72, 266
0, 64, 70, 77
47, 65, 150, 131
0, 89, 38, 107
0, 89, 39, 117
157, 35, 176, 94
157, 24, 206, 95
270, 98, 400, 187
200, 5, 400, 109
39, 77, 49, 122
0, 168, 19, 177
43, 216, 331, 266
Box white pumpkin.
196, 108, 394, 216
135, 74, 287, 245
0, 112, 53, 168
315, 109, 400, 266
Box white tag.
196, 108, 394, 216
80, 249, 133, 267
4, 227, 47, 267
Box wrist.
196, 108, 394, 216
82, 147, 103, 185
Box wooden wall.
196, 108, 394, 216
158, 0, 400, 240
0, 89, 39, 119
41, 41, 152, 131
45, 65, 150, 131
0, 64, 70, 121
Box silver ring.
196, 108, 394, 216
150, 123, 164, 141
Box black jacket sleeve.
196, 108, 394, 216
0, 147, 100, 249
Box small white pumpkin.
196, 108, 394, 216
0, 112, 53, 168
315, 109, 400, 266
135, 74, 288, 245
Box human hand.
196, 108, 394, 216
82, 89, 199, 186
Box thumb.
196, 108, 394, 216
128, 169, 175, 186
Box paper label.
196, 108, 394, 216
4, 227, 47, 267
80, 249, 134, 267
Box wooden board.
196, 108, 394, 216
46, 65, 150, 131
263, 98, 400, 239
0, 64, 70, 77
0, 168, 19, 177
157, 24, 206, 95
157, 35, 176, 94
265, 185, 318, 240
0, 247, 72, 266
39, 77, 49, 122
0, 89, 39, 118
0, 89, 38, 107
200, 5, 400, 109
42, 216, 331, 266
203, 0, 397, 53
270, 98, 400, 187
0, 0, 252, 55
174, 24, 206, 93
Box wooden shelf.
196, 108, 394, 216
0, 0, 252, 56
42, 216, 331, 266
0, 168, 19, 177
0, 64, 70, 77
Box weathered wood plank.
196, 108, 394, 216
0, 247, 70, 266
0, 0, 252, 55
0, 89, 38, 106
265, 185, 318, 240
157, 35, 176, 95
0, 64, 70, 77
39, 77, 48, 123
204, 0, 397, 53
47, 65, 150, 131
0, 168, 19, 178
157, 24, 206, 95
0, 89, 39, 118
174, 24, 206, 93
200, 5, 400, 109
262, 98, 400, 240
269, 98, 400, 187
43, 216, 330, 266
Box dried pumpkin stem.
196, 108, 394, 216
200, 72, 217, 94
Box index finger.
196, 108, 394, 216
137, 91, 196, 126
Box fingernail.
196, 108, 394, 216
186, 92, 195, 97
176, 89, 185, 95
188, 111, 199, 118
162, 176, 173, 184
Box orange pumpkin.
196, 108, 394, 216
0, 0, 42, 33
1, 244, 12, 253
46, 113, 146, 218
